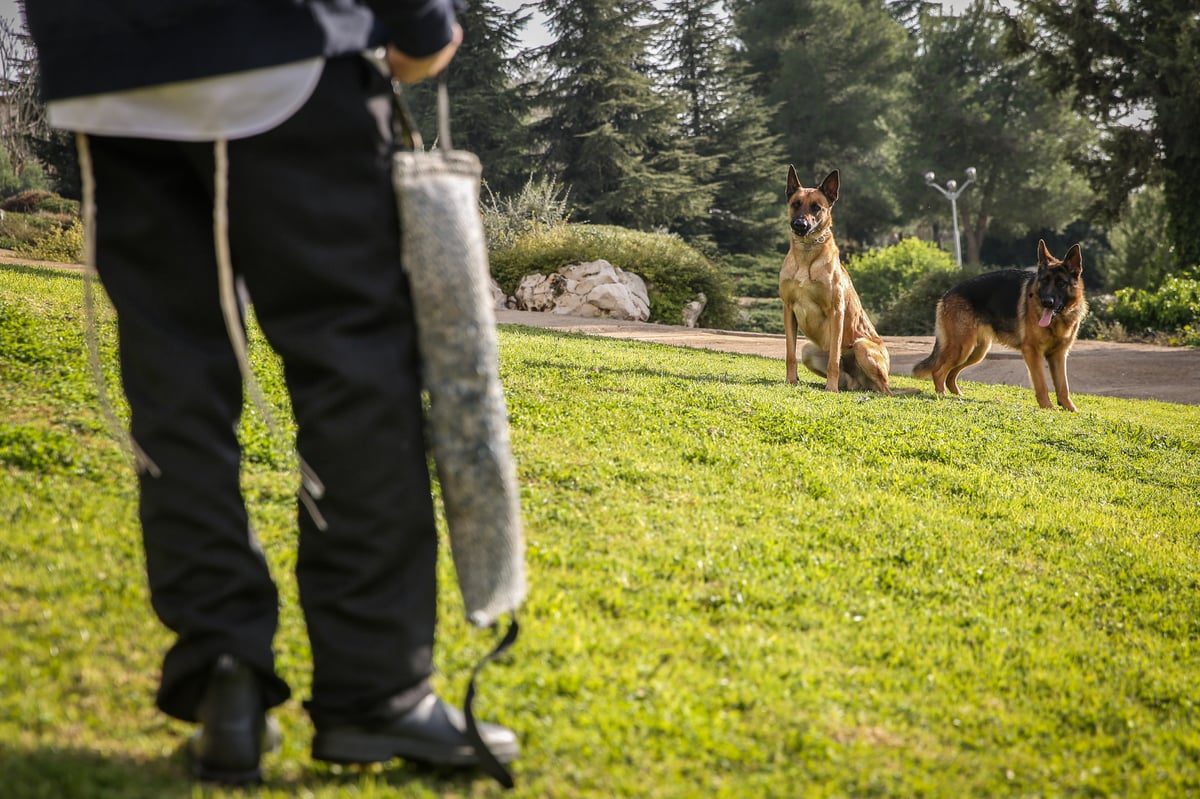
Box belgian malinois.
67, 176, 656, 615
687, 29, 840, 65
779, 166, 893, 393
912, 240, 1088, 411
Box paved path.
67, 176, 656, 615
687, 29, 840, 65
496, 309, 1200, 407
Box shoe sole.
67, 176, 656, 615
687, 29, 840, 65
312, 730, 519, 768
190, 762, 264, 786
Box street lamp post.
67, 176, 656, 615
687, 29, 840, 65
924, 167, 977, 266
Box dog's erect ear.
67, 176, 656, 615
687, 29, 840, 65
786, 165, 801, 199
1036, 238, 1052, 267
818, 169, 839, 205
1064, 243, 1083, 275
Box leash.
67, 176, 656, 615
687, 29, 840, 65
463, 615, 520, 789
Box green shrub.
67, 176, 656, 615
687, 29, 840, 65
732, 298, 783, 334
722, 252, 780, 299
875, 263, 984, 336
0, 212, 59, 252
1, 190, 56, 214
32, 194, 80, 216
490, 223, 735, 329
27, 219, 85, 264
0, 190, 80, 217
1110, 275, 1200, 337
482, 175, 572, 253
845, 237, 958, 317
1098, 185, 1175, 291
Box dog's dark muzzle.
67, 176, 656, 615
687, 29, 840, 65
1039, 293, 1063, 312
790, 218, 814, 236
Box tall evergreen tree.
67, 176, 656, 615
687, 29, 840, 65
901, 2, 1091, 265
403, 0, 534, 198
657, 0, 728, 139
655, 0, 787, 254
733, 0, 914, 247
534, 0, 711, 232
1006, 0, 1200, 269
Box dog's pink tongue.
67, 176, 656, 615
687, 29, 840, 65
1038, 308, 1054, 327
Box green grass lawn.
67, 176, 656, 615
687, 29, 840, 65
2, 263, 1199, 798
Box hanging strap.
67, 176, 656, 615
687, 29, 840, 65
75, 132, 162, 479
362, 48, 453, 153
463, 614, 520, 790
391, 73, 453, 153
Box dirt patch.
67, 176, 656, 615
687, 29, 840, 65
496, 309, 1200, 407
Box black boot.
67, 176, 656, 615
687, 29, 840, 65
187, 654, 280, 784
311, 693, 518, 768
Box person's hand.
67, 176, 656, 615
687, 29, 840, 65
387, 24, 462, 84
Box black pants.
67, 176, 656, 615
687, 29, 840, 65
87, 56, 437, 728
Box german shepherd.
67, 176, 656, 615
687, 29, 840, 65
912, 240, 1087, 411
779, 166, 893, 394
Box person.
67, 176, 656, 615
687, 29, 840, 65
25, 0, 518, 786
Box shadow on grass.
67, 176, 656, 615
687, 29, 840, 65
0, 744, 189, 799
523, 356, 781, 389
1, 261, 86, 282
0, 743, 503, 798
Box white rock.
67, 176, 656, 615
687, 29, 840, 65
513, 260, 650, 321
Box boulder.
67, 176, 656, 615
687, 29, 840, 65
681, 292, 707, 328
513, 260, 650, 321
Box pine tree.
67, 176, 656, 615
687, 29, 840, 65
656, 0, 786, 254
534, 0, 710, 233
733, 0, 914, 246
402, 0, 535, 198
1007, 0, 1200, 269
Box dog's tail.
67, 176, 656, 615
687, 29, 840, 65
911, 344, 938, 378
911, 301, 943, 378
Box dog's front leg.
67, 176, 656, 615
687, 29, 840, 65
825, 286, 845, 392
1046, 350, 1076, 411
784, 304, 799, 384
1021, 345, 1054, 409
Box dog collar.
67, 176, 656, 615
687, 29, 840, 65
796, 226, 832, 246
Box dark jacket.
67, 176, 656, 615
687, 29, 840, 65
26, 0, 458, 102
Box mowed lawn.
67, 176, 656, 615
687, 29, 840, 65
2, 263, 1198, 798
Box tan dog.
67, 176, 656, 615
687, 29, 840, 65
779, 166, 893, 393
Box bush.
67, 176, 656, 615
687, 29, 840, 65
875, 264, 984, 336
1, 190, 55, 214
27, 219, 85, 264
722, 252, 781, 299
482, 175, 572, 253
1098, 185, 1176, 292
490, 223, 736, 329
845, 237, 958, 317
0, 190, 79, 217
1110, 275, 1200, 338
732, 298, 783, 335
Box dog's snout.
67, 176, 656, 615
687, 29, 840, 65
790, 218, 811, 235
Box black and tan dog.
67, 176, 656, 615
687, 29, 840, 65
779, 166, 893, 393
912, 240, 1088, 411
